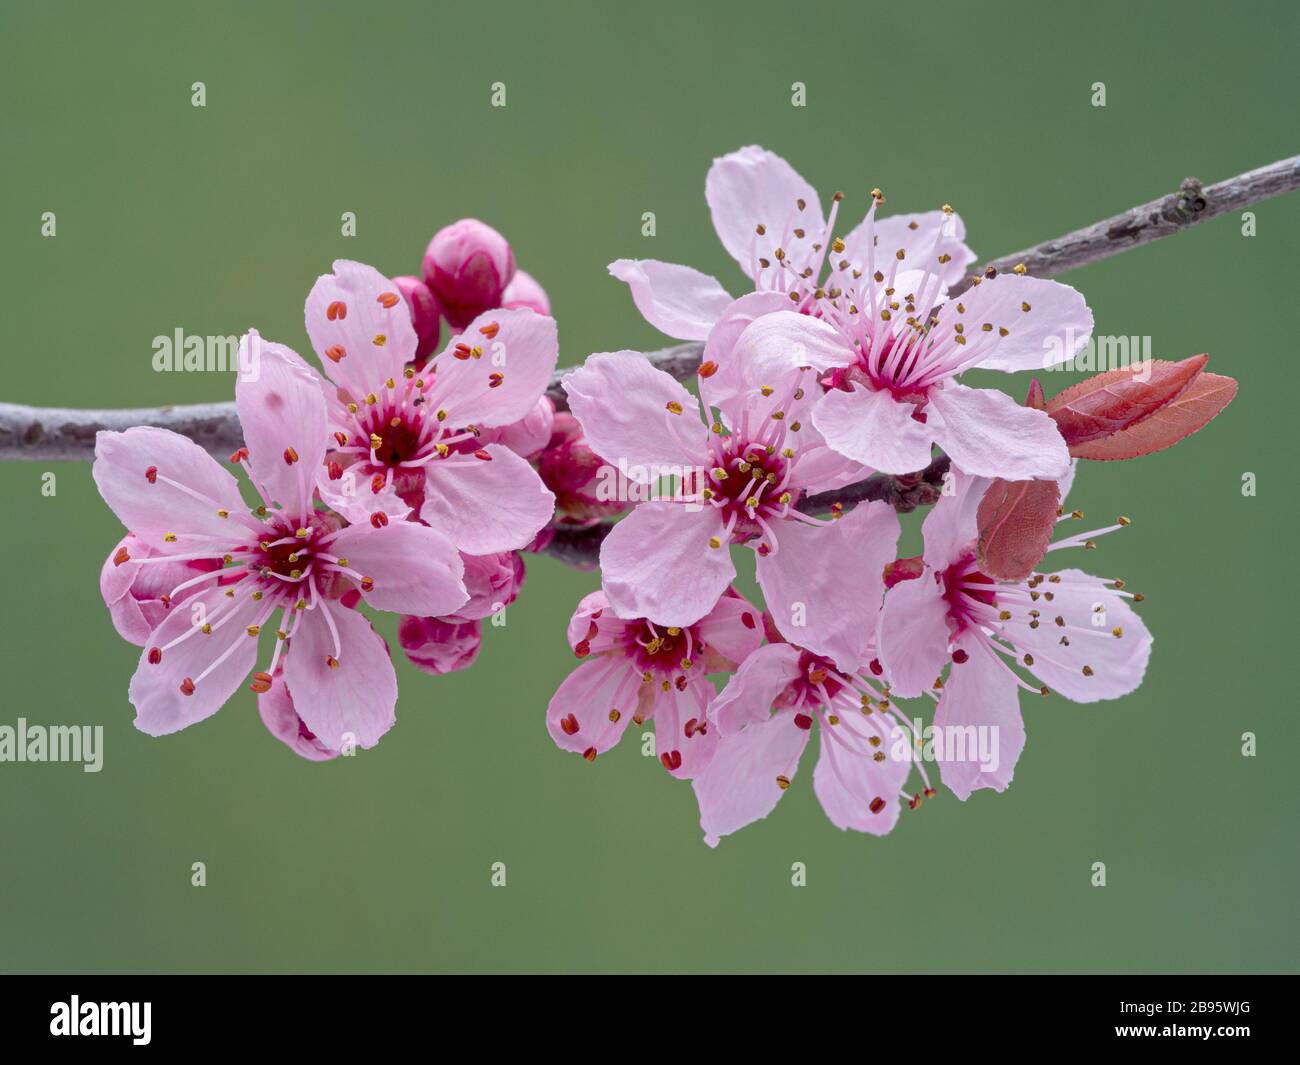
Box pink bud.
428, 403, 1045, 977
99, 533, 221, 645
447, 551, 527, 622
536, 412, 631, 525
398, 616, 483, 676
421, 218, 515, 328
501, 269, 550, 315
393, 275, 443, 363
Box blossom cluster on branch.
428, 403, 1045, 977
93, 146, 1236, 845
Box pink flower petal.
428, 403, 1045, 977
932, 275, 1092, 373
563, 351, 709, 475
920, 468, 989, 570
421, 444, 555, 555
756, 501, 900, 671
812, 710, 912, 835
546, 658, 636, 757
282, 602, 397, 751
501, 268, 550, 315
424, 308, 558, 429
709, 643, 802, 734
812, 385, 936, 474
842, 209, 975, 292
1007, 567, 1152, 702
600, 502, 736, 627
934, 638, 1025, 800
305, 259, 417, 392
493, 395, 555, 460
327, 520, 468, 618
93, 426, 247, 544
235, 338, 328, 516
608, 259, 734, 341
652, 681, 718, 779
258, 671, 340, 761
564, 589, 627, 653
705, 146, 823, 280
877, 569, 951, 698
692, 709, 810, 847
129, 584, 262, 737
929, 383, 1070, 480
695, 591, 764, 668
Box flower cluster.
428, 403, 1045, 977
96, 226, 564, 758
545, 145, 1234, 846
94, 148, 1234, 848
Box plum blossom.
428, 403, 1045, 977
732, 239, 1087, 478
692, 627, 924, 846
547, 589, 762, 778
302, 260, 557, 554
562, 346, 900, 670
93, 336, 471, 750
876, 469, 1152, 799
609, 144, 977, 344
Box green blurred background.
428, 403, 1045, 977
1, 0, 1295, 973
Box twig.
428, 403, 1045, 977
947, 154, 1300, 296
4, 156, 1294, 465
1, 156, 1293, 567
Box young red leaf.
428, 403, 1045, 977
1024, 377, 1047, 411
976, 477, 1062, 582
1069, 372, 1237, 460
1046, 355, 1207, 446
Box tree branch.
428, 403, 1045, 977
3, 155, 1294, 465
2, 156, 1294, 566
946, 154, 1300, 296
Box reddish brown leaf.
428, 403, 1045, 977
1069, 372, 1237, 460
976, 478, 1062, 581
1046, 354, 1207, 445
1024, 377, 1047, 411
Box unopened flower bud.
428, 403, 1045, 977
393, 275, 443, 363
421, 218, 515, 328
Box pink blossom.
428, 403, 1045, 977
398, 615, 482, 676
562, 346, 899, 670
732, 257, 1085, 478
421, 218, 516, 329
92, 334, 470, 750
876, 470, 1152, 799
608, 145, 1083, 480
305, 260, 557, 553
609, 145, 976, 342
692, 636, 918, 846
547, 589, 762, 778
100, 533, 221, 645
